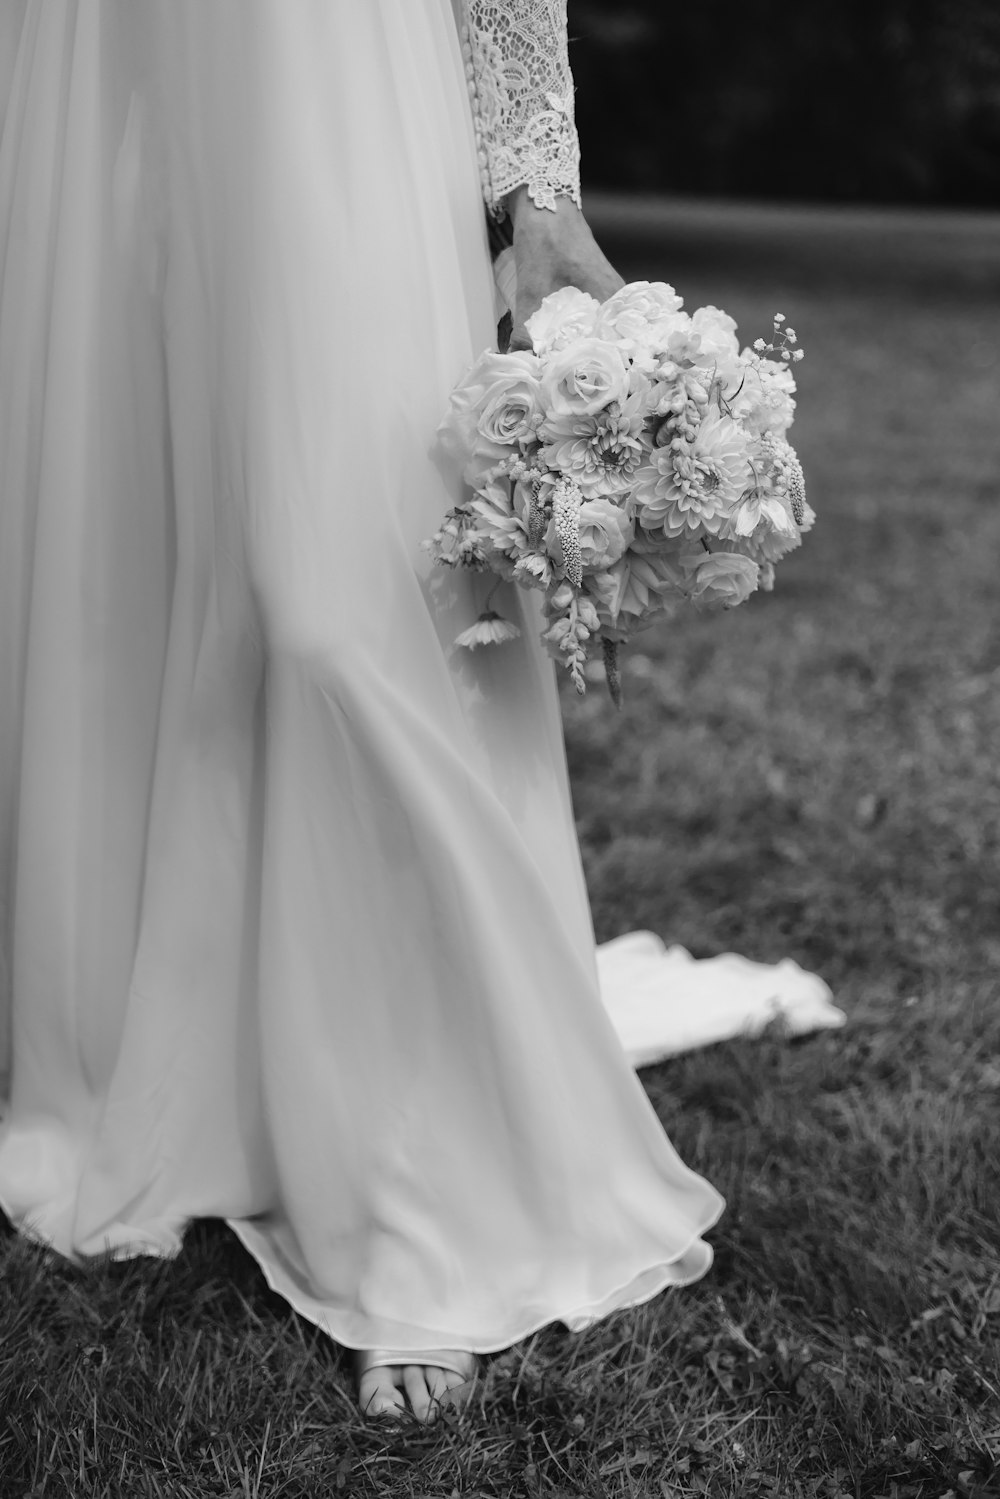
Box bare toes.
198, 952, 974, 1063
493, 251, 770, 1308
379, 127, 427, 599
440, 1365, 475, 1410
402, 1364, 434, 1423
358, 1367, 406, 1421
424, 1364, 448, 1396
420, 1366, 473, 1419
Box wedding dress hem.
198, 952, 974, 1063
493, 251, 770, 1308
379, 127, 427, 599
224, 1201, 726, 1354
0, 1181, 723, 1354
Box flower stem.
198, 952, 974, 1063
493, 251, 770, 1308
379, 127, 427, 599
602, 637, 622, 709
483, 578, 503, 612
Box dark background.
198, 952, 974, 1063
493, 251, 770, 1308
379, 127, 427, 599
569, 0, 1000, 207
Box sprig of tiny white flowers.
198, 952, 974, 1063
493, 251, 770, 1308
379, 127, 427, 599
759, 431, 808, 526
542, 584, 599, 697
425, 508, 487, 569
551, 477, 584, 588
753, 313, 804, 365
452, 464, 587, 663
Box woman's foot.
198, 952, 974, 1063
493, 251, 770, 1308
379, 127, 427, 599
355, 1349, 477, 1422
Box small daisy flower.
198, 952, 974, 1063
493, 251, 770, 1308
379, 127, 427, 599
454, 611, 521, 649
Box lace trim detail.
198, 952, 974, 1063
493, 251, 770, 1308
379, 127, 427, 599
460, 0, 582, 215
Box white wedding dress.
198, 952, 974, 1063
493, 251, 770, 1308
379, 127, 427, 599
0, 0, 841, 1355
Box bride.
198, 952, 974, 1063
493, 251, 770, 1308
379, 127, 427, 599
0, 0, 837, 1421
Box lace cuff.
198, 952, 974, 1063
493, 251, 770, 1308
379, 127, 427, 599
460, 1, 582, 215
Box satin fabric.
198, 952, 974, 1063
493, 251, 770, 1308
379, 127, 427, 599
0, 0, 727, 1352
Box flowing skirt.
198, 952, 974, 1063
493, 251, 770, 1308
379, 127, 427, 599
0, 0, 734, 1353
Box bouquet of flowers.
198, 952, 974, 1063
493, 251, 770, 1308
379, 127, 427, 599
426, 281, 812, 704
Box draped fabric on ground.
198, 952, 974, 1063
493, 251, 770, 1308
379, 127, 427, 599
0, 1, 835, 1353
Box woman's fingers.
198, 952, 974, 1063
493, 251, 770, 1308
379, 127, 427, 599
502, 195, 625, 353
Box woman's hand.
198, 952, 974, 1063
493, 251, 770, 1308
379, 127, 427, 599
505, 188, 624, 352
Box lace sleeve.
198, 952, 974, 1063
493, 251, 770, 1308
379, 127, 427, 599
459, 1, 582, 215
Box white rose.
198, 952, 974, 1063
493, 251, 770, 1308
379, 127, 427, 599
476, 361, 544, 446
576, 497, 635, 572
541, 338, 630, 419
525, 286, 602, 356
438, 348, 543, 472
596, 282, 687, 363
599, 281, 684, 327
689, 305, 740, 362
679, 550, 759, 610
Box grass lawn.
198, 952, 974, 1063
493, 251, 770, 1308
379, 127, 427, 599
3, 201, 999, 1498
